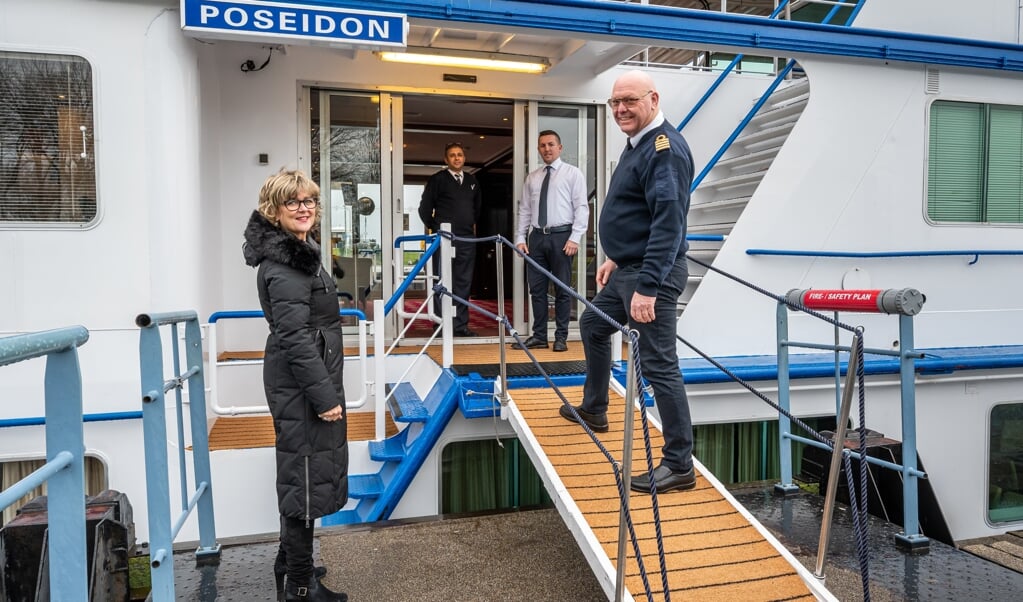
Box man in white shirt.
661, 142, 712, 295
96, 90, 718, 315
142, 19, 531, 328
513, 130, 589, 351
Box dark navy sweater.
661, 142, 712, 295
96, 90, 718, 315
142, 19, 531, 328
599, 121, 693, 296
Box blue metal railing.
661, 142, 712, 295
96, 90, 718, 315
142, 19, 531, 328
747, 247, 1023, 265
387, 234, 441, 315
0, 410, 142, 428
0, 326, 90, 602
136, 311, 220, 601
676, 0, 793, 132
774, 296, 930, 551
691, 0, 863, 191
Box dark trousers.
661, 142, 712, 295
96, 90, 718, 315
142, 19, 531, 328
278, 515, 315, 584
432, 239, 476, 331
526, 228, 573, 342
579, 258, 693, 473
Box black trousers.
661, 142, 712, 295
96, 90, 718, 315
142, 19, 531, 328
278, 514, 315, 584
432, 239, 476, 331
579, 258, 694, 473
526, 228, 573, 342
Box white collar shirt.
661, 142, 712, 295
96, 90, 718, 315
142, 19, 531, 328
514, 157, 590, 245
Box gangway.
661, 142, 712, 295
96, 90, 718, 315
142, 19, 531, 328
505, 385, 836, 601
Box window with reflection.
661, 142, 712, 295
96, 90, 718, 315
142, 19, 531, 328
989, 402, 1023, 523
0, 51, 97, 225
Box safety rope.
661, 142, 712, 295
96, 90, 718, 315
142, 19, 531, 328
423, 231, 878, 600
430, 230, 670, 601
682, 252, 874, 598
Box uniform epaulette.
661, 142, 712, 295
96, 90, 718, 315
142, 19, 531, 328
654, 134, 670, 152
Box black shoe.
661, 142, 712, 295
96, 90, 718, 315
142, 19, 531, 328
515, 336, 547, 349
285, 577, 347, 602
558, 403, 609, 432
453, 327, 478, 337
630, 464, 696, 493
552, 339, 568, 352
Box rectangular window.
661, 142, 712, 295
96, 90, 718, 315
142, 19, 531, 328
989, 403, 1023, 523
0, 51, 97, 225
928, 100, 1023, 224
441, 438, 552, 514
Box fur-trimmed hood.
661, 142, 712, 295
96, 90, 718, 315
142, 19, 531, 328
243, 210, 321, 275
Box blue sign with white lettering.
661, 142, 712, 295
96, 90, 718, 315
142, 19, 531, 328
181, 0, 407, 48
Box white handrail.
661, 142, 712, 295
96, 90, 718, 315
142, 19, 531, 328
206, 312, 370, 416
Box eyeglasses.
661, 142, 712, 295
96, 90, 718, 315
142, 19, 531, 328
607, 90, 653, 109
283, 197, 319, 211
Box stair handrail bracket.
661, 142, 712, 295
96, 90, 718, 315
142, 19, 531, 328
136, 310, 221, 602
775, 288, 931, 555
0, 326, 91, 602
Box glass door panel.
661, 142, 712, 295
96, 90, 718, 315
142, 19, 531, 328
535, 103, 598, 330
311, 91, 390, 326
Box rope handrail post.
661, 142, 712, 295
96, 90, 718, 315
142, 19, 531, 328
136, 311, 221, 601
615, 335, 639, 602
774, 301, 801, 495
439, 224, 454, 368
495, 237, 511, 406
0, 326, 90, 602
895, 312, 929, 551
814, 337, 861, 580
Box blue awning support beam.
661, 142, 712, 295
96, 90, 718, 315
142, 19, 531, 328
315, 0, 1023, 72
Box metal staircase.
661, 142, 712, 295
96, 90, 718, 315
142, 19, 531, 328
323, 371, 461, 525
683, 77, 811, 307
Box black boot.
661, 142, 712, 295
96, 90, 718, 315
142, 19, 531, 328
275, 553, 328, 602
284, 577, 347, 602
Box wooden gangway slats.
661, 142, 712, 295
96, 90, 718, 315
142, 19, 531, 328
510, 385, 825, 602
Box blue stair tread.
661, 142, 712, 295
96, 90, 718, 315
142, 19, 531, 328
460, 396, 499, 419
387, 382, 429, 422
348, 474, 383, 499
321, 509, 362, 526
369, 435, 407, 462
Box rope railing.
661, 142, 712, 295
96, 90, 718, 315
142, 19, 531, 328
432, 230, 670, 602
683, 253, 934, 600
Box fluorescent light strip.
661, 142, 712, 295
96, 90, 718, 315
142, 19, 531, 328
378, 51, 547, 74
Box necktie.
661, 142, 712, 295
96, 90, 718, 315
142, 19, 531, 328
626, 139, 634, 150
538, 165, 551, 227
454, 172, 462, 185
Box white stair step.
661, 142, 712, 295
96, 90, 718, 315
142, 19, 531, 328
699, 169, 767, 191
715, 148, 779, 171
691, 196, 751, 212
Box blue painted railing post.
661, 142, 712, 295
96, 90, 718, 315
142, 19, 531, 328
137, 311, 221, 601
0, 326, 90, 602
186, 317, 220, 560
43, 342, 89, 601
774, 302, 799, 495
139, 322, 175, 599
895, 314, 929, 551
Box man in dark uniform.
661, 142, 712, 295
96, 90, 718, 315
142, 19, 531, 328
559, 70, 697, 493
418, 142, 483, 336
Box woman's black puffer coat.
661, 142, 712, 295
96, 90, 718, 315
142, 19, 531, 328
243, 210, 348, 520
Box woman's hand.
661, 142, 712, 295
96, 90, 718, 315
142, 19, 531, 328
319, 404, 344, 422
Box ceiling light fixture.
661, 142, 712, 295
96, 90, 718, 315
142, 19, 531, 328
377, 48, 549, 74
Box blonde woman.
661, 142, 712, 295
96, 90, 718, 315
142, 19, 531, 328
243, 170, 348, 602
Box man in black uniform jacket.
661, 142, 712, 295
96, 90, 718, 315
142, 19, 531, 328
559, 70, 697, 493
418, 142, 483, 336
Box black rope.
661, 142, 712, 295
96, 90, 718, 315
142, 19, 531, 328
428, 230, 876, 600
852, 335, 872, 601
432, 230, 672, 601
